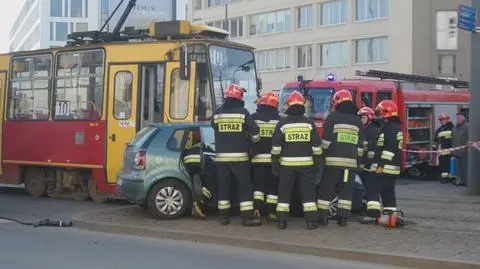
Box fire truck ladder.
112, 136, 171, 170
355, 70, 470, 88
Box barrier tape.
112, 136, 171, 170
403, 141, 480, 154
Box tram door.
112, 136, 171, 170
0, 71, 5, 175
138, 64, 164, 130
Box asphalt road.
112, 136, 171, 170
0, 221, 409, 269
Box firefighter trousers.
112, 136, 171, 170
252, 164, 278, 214
438, 154, 451, 180
276, 166, 317, 223
216, 162, 254, 218
316, 167, 355, 219
365, 173, 397, 218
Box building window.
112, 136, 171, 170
207, 0, 224, 7
50, 22, 54, 40
207, 17, 244, 38
55, 22, 68, 41
51, 0, 63, 17
320, 0, 347, 26
320, 41, 348, 67
71, 0, 83, 17
298, 5, 313, 29
169, 69, 190, 119
255, 47, 291, 72
54, 50, 104, 120
438, 54, 456, 74
297, 45, 312, 68
194, 0, 202, 10
113, 72, 133, 120
356, 0, 389, 21
249, 9, 292, 36
436, 11, 458, 50
8, 55, 52, 120
355, 36, 388, 63
76, 22, 88, 32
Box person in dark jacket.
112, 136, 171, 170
316, 89, 364, 226
211, 83, 261, 226
433, 113, 454, 183
357, 107, 380, 186
452, 112, 469, 187
251, 92, 282, 221
363, 100, 403, 222
271, 90, 322, 230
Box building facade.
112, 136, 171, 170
9, 0, 186, 52
188, 0, 471, 91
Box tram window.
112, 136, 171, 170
113, 71, 133, 120
8, 54, 51, 120
169, 69, 190, 119
195, 63, 213, 121
376, 91, 392, 104
54, 50, 104, 120
154, 64, 165, 123
361, 92, 373, 108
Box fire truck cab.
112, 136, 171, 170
279, 70, 470, 178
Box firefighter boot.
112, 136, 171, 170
318, 212, 329, 226
306, 221, 318, 230
337, 217, 347, 227
242, 217, 262, 227
277, 221, 287, 230
220, 217, 231, 226
193, 202, 206, 220
266, 213, 277, 222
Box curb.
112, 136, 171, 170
72, 211, 480, 269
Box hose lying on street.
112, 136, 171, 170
0, 216, 73, 227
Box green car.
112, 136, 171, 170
118, 123, 363, 220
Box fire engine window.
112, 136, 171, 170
376, 91, 392, 105
8, 54, 52, 120
361, 92, 373, 108
169, 68, 190, 119
113, 72, 133, 120
54, 50, 104, 120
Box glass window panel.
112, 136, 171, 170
55, 22, 68, 41
71, 0, 83, 17
50, 0, 62, 17
169, 69, 190, 119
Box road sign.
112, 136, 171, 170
458, 4, 477, 32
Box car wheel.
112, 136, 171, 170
147, 179, 191, 220
329, 192, 339, 217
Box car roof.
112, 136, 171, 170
150, 122, 212, 129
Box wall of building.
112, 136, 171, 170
190, 0, 414, 92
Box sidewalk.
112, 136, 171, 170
73, 180, 480, 269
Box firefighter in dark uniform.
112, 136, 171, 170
357, 107, 380, 187
316, 89, 364, 226
183, 133, 212, 219
433, 113, 454, 183
211, 83, 261, 226
251, 92, 281, 221
363, 100, 403, 221
271, 90, 322, 230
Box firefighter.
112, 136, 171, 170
271, 90, 322, 230
316, 90, 364, 226
357, 107, 380, 187
211, 83, 261, 226
363, 100, 403, 221
182, 133, 212, 219
433, 113, 454, 183
251, 92, 282, 221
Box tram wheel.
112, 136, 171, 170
88, 178, 108, 204
24, 169, 47, 198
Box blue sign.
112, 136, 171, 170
458, 4, 477, 32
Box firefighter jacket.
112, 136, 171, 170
271, 107, 322, 167
211, 99, 260, 163
183, 142, 202, 174
322, 102, 364, 170
434, 122, 453, 153
360, 121, 381, 170
250, 105, 282, 164
371, 117, 403, 175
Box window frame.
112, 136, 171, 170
297, 5, 313, 29
296, 45, 313, 68
438, 53, 456, 75
355, 36, 388, 64
70, 0, 83, 18
355, 0, 389, 22
255, 47, 291, 72
53, 48, 106, 121
320, 0, 348, 26
169, 68, 190, 120
50, 0, 63, 17
319, 41, 349, 67
113, 71, 133, 120
7, 53, 53, 121
249, 9, 292, 36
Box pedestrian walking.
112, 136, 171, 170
452, 112, 469, 187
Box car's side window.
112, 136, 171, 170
167, 129, 186, 152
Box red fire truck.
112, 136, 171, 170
279, 70, 470, 178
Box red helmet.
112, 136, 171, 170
438, 113, 450, 121
286, 90, 305, 107
224, 83, 246, 101
257, 91, 279, 108
358, 107, 376, 121
332, 89, 353, 108
376, 100, 398, 118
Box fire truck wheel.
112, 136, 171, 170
147, 178, 191, 220
24, 170, 47, 198
406, 167, 421, 178
88, 178, 108, 204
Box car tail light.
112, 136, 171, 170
134, 151, 146, 170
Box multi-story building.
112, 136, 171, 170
188, 0, 471, 91
9, 0, 186, 52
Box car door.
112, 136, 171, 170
200, 126, 217, 202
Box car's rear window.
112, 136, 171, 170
129, 126, 157, 146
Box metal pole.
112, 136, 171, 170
224, 2, 229, 32
467, 0, 480, 195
